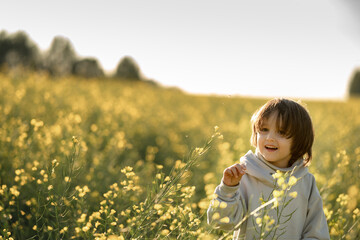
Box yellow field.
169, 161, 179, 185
0, 71, 359, 239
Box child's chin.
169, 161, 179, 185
263, 156, 277, 163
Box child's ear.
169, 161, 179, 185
250, 133, 257, 147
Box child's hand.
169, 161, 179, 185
223, 163, 247, 186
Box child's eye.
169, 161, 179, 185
278, 130, 286, 136
259, 127, 268, 132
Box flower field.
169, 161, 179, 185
0, 71, 359, 239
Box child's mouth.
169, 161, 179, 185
265, 146, 278, 151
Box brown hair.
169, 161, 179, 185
250, 98, 314, 167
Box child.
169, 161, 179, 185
207, 98, 330, 239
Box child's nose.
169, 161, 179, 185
266, 131, 276, 140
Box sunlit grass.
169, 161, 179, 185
0, 71, 360, 239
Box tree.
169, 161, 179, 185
114, 56, 142, 80
43, 36, 77, 76
0, 30, 40, 70
72, 58, 104, 78
349, 68, 360, 97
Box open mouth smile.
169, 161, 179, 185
265, 146, 278, 151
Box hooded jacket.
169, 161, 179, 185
207, 150, 330, 240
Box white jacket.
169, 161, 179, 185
207, 150, 330, 240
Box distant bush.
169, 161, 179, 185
43, 36, 77, 77
114, 56, 142, 80
0, 30, 40, 70
73, 58, 104, 78
349, 68, 360, 97
1, 30, 148, 81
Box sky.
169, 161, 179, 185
1, 0, 360, 99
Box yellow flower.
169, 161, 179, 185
198, 199, 209, 209
14, 176, 20, 182
60, 227, 68, 234
154, 204, 162, 210
95, 221, 101, 228
288, 176, 298, 186
273, 199, 279, 208
195, 147, 204, 154
212, 199, 220, 208
220, 217, 230, 223
9, 187, 20, 197
156, 164, 163, 169
160, 229, 170, 236
219, 202, 227, 209
289, 191, 298, 198
354, 208, 360, 215
323, 207, 333, 220
82, 226, 90, 232
212, 212, 220, 220
72, 136, 79, 143
108, 235, 124, 240
353, 208, 360, 219
77, 213, 87, 223
272, 171, 283, 179
273, 190, 283, 198
90, 124, 98, 132
277, 177, 285, 187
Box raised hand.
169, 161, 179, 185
223, 163, 247, 186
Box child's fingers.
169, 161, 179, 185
224, 168, 234, 177
234, 164, 246, 176
223, 164, 247, 183
240, 164, 247, 171
224, 164, 246, 178
224, 167, 238, 178
240, 164, 247, 174
223, 164, 246, 186
230, 165, 239, 178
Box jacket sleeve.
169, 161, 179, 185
207, 179, 247, 231
302, 175, 330, 240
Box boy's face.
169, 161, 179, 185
256, 112, 293, 168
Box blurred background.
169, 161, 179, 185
1, 0, 360, 99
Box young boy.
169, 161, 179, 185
207, 98, 330, 239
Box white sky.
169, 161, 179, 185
1, 0, 360, 99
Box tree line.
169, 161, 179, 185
349, 69, 360, 97
0, 30, 145, 81
1, 30, 360, 96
